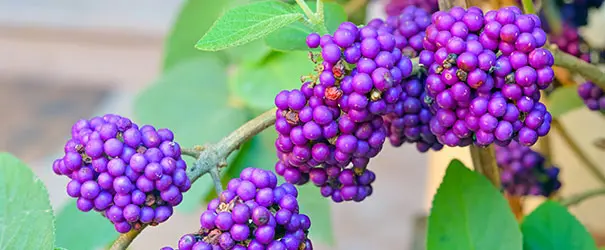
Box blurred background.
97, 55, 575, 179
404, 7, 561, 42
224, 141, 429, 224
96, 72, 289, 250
0, 0, 604, 249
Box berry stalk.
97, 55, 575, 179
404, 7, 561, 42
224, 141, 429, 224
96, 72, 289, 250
521, 0, 535, 14
470, 145, 502, 188
109, 225, 146, 250
561, 187, 605, 207
549, 46, 605, 90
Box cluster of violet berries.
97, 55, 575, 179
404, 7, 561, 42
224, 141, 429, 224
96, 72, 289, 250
578, 82, 605, 111
385, 0, 439, 17
273, 20, 415, 202
421, 6, 554, 147
377, 6, 444, 152
496, 141, 561, 197
53, 114, 191, 233
163, 168, 312, 250
548, 23, 591, 63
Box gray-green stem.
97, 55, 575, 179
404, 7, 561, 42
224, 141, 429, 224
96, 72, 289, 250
561, 187, 605, 207
550, 46, 605, 90
551, 119, 605, 184
469, 145, 502, 188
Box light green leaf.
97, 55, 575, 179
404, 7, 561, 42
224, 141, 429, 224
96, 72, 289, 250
196, 1, 304, 51
54, 247, 68, 250
265, 2, 347, 51
230, 51, 314, 111
163, 0, 233, 71
427, 159, 522, 250
548, 86, 584, 118
0, 152, 55, 250
55, 200, 117, 250
134, 57, 248, 212
298, 183, 334, 245
522, 201, 597, 250
225, 40, 273, 65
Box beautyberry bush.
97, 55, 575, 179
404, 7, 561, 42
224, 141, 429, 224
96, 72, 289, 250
2, 1, 605, 250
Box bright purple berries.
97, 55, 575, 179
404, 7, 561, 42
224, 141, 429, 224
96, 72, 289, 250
549, 23, 591, 63
496, 141, 561, 196
53, 114, 190, 233
385, 0, 439, 17
274, 20, 419, 202
422, 6, 554, 147
381, 6, 444, 152
163, 168, 313, 250
578, 82, 605, 111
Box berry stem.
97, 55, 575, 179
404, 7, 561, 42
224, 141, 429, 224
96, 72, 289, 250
296, 0, 329, 34
181, 147, 201, 158
549, 46, 605, 90
551, 119, 605, 184
209, 166, 224, 194
542, 0, 563, 35
109, 225, 147, 250
561, 187, 605, 207
505, 193, 524, 221
216, 107, 278, 156
521, 0, 536, 14
469, 145, 502, 188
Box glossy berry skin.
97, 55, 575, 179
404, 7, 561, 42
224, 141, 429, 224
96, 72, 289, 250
54, 114, 190, 233
578, 82, 605, 112
421, 6, 554, 147
164, 168, 313, 250
496, 141, 561, 196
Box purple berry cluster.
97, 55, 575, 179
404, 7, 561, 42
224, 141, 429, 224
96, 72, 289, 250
273, 21, 416, 202
385, 0, 439, 17
578, 82, 605, 111
374, 6, 444, 152
549, 23, 591, 63
496, 141, 561, 196
53, 114, 191, 233
163, 168, 313, 250
421, 6, 554, 147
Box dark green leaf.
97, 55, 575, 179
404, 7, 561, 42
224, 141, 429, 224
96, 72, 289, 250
0, 152, 55, 250
298, 183, 335, 245
163, 0, 233, 71
522, 201, 597, 250
134, 57, 248, 212
548, 86, 584, 118
196, 1, 304, 51
427, 159, 522, 250
230, 51, 314, 111
55, 200, 118, 250
265, 2, 347, 51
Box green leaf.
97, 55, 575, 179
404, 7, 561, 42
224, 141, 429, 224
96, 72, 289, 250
225, 40, 273, 65
0, 152, 55, 250
521, 201, 597, 250
427, 159, 522, 250
548, 86, 584, 118
196, 1, 304, 51
54, 200, 118, 250
265, 2, 347, 51
163, 0, 233, 71
298, 184, 334, 245
230, 51, 314, 111
134, 57, 248, 212
54, 247, 68, 250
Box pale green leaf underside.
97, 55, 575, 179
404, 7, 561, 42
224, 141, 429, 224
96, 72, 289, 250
427, 159, 522, 250
522, 201, 597, 250
196, 1, 304, 51
0, 152, 55, 250
55, 200, 118, 250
